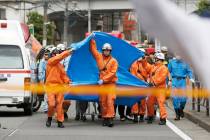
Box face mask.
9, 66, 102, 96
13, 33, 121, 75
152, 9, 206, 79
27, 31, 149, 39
103, 50, 111, 57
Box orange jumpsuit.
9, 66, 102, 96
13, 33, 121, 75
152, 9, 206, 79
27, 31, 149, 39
130, 60, 148, 116
90, 39, 118, 118
147, 62, 169, 119
46, 51, 71, 122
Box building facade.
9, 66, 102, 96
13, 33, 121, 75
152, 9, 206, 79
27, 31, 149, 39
0, 0, 200, 44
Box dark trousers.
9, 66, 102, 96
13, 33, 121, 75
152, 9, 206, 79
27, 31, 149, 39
115, 105, 127, 118
76, 101, 88, 115
98, 104, 131, 117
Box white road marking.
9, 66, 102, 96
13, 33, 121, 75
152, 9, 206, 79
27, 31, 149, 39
8, 129, 18, 137
167, 120, 192, 140
157, 112, 192, 140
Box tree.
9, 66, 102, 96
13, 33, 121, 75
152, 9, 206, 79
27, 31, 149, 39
27, 11, 55, 45
197, 0, 210, 14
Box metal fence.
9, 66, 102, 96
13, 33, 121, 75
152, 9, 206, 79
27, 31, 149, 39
192, 81, 209, 116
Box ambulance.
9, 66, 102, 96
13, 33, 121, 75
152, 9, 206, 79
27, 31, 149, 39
0, 20, 42, 115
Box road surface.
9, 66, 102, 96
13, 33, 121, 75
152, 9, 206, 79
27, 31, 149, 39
0, 101, 210, 140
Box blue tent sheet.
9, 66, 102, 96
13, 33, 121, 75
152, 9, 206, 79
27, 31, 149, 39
65, 32, 148, 106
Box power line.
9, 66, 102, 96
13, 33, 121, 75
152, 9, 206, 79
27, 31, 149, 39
0, 2, 43, 11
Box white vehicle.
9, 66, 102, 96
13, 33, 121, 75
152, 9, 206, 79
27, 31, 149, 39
0, 20, 40, 115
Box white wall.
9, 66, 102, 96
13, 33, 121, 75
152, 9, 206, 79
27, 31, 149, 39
1, 2, 33, 22
22, 0, 133, 16
1, 0, 199, 22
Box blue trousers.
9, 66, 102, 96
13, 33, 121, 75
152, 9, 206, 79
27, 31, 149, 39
172, 78, 187, 110
172, 96, 187, 110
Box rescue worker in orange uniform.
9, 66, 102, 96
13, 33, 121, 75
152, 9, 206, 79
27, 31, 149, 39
146, 52, 169, 125
90, 39, 118, 127
57, 44, 71, 120
130, 55, 148, 123
45, 47, 73, 128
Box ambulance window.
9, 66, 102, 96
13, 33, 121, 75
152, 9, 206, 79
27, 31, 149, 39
0, 45, 23, 69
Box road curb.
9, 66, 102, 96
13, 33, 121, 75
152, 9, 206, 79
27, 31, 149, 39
184, 111, 210, 132
167, 100, 210, 132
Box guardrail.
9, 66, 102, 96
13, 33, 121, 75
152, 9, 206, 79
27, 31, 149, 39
192, 81, 209, 116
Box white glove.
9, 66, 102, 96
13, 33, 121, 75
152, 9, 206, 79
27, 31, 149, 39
98, 79, 103, 85
67, 47, 75, 52
168, 81, 172, 87
91, 32, 96, 38
190, 79, 195, 83
71, 47, 76, 51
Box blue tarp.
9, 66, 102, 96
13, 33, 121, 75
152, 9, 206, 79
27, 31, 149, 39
64, 32, 148, 106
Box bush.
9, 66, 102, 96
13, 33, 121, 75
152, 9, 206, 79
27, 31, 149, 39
27, 11, 55, 45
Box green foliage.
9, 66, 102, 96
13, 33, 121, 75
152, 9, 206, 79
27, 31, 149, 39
27, 11, 55, 45
197, 0, 210, 13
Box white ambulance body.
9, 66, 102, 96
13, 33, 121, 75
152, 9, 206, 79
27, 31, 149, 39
0, 20, 36, 115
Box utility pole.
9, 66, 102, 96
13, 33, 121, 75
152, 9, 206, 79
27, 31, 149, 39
24, 1, 26, 23
43, 0, 48, 47
137, 18, 141, 43
63, 0, 69, 46
184, 0, 187, 12
176, 0, 179, 6
88, 0, 91, 33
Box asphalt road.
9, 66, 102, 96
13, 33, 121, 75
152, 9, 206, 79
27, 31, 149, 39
0, 101, 210, 140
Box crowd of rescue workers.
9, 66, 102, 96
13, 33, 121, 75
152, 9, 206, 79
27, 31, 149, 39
37, 36, 195, 128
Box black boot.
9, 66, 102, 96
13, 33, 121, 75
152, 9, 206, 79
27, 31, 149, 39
174, 109, 180, 121
102, 118, 108, 126
46, 117, 52, 127
107, 118, 114, 127
147, 116, 153, 124
75, 114, 80, 121
98, 114, 102, 119
81, 114, 87, 122
159, 118, 166, 125
139, 115, 144, 122
133, 114, 138, 123
57, 121, 64, 128
180, 108, 184, 118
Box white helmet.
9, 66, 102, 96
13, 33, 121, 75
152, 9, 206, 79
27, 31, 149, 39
155, 52, 165, 60
50, 47, 58, 54
57, 43, 66, 51
161, 46, 168, 52
45, 45, 54, 50
44, 45, 52, 53
102, 43, 112, 51
144, 40, 148, 44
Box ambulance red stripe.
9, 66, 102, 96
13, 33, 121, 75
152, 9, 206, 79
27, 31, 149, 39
0, 70, 31, 74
